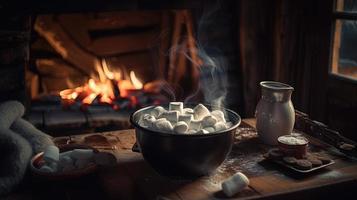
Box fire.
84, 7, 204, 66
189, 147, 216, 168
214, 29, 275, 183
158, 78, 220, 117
59, 60, 144, 107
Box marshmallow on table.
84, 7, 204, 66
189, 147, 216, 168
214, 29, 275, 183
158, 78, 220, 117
201, 115, 217, 128
178, 114, 193, 125
211, 110, 226, 123
43, 145, 59, 163
153, 119, 173, 132
189, 120, 201, 131
174, 121, 189, 134
221, 172, 249, 197
70, 149, 94, 160
193, 104, 210, 120
169, 102, 183, 114
183, 108, 194, 115
159, 111, 179, 124
214, 121, 228, 132
151, 106, 166, 118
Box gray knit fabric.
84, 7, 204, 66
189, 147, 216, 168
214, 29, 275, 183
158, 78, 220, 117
0, 128, 33, 195
11, 118, 54, 154
0, 101, 24, 129
0, 101, 54, 196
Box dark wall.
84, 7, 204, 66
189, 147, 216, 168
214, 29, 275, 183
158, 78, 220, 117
239, 0, 333, 121
0, 13, 31, 104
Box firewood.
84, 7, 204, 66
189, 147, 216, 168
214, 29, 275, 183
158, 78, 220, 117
36, 58, 85, 77
34, 15, 99, 75
25, 70, 39, 99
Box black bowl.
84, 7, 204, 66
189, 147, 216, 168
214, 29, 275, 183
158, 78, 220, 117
130, 104, 241, 178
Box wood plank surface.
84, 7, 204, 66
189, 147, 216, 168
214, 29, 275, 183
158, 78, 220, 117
9, 118, 357, 200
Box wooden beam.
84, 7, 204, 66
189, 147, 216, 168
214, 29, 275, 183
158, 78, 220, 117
34, 15, 99, 75
87, 11, 162, 30
332, 0, 344, 74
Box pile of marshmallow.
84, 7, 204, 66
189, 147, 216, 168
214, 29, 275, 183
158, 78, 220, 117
38, 145, 96, 173
138, 102, 232, 134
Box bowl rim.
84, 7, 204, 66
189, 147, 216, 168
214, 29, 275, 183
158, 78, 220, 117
130, 104, 241, 137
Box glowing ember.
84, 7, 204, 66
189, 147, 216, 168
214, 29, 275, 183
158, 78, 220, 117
59, 60, 145, 107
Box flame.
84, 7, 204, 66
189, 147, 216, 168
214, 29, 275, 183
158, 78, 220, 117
59, 60, 144, 108
130, 71, 143, 89
82, 93, 97, 104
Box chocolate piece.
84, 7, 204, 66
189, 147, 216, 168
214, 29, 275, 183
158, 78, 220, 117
316, 156, 331, 164
312, 153, 331, 164
283, 157, 297, 165
295, 159, 312, 170
307, 157, 323, 167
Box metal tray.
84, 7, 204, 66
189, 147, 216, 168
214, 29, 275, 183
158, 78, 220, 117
270, 158, 335, 173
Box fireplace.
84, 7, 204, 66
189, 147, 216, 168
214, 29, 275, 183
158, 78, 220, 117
0, 0, 242, 136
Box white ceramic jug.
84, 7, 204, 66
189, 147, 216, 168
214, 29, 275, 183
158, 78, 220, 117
255, 81, 295, 145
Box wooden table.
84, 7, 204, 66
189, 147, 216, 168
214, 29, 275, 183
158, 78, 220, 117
10, 119, 357, 200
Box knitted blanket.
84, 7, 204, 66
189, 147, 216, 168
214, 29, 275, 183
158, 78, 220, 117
0, 101, 54, 195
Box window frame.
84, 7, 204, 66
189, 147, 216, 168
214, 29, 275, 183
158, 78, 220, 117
330, 0, 357, 83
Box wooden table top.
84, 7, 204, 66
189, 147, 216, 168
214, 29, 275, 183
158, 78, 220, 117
10, 119, 357, 200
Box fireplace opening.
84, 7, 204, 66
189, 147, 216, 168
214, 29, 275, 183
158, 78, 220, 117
26, 10, 201, 135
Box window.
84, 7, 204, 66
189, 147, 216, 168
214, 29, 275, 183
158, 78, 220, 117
332, 0, 357, 80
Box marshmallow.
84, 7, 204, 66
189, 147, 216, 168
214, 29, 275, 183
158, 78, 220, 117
43, 145, 59, 163
226, 122, 233, 128
214, 121, 227, 132
151, 106, 166, 118
138, 117, 147, 128
70, 149, 94, 160
187, 129, 197, 134
221, 172, 249, 197
203, 127, 215, 133
142, 114, 156, 127
169, 102, 183, 114
201, 115, 217, 128
183, 108, 194, 115
193, 104, 210, 120
159, 111, 179, 124
178, 114, 193, 125
174, 121, 189, 134
211, 110, 226, 123
39, 165, 55, 173
196, 129, 209, 134
153, 119, 173, 132
189, 120, 201, 130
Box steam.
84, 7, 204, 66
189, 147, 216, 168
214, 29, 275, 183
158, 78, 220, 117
149, 1, 229, 109
195, 50, 228, 109
184, 1, 228, 110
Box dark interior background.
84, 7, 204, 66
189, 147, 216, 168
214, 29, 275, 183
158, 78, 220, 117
0, 0, 356, 140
